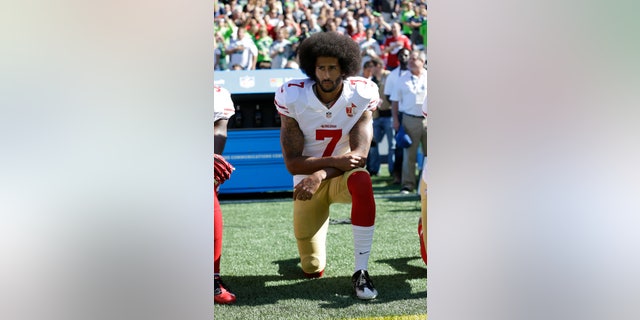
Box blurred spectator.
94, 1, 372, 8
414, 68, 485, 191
266, 7, 284, 38
226, 27, 258, 70
246, 18, 262, 40
366, 58, 394, 177
307, 15, 323, 34
324, 18, 338, 33
369, 12, 392, 46
360, 7, 375, 28
382, 22, 412, 70
267, 0, 284, 16
384, 47, 412, 184
359, 28, 382, 67
270, 27, 294, 69
283, 1, 296, 20
373, 0, 397, 23
336, 0, 349, 17
408, 3, 427, 50
298, 22, 311, 44
342, 10, 356, 29
215, 15, 237, 42
283, 15, 302, 37
350, 21, 367, 43
214, 31, 229, 70
362, 59, 375, 79
250, 6, 266, 24
292, 1, 307, 22
399, 1, 415, 37
310, 0, 324, 16
231, 6, 246, 27
255, 26, 274, 69
243, 0, 258, 14
333, 16, 347, 35
214, 0, 225, 17
418, 3, 428, 52
291, 22, 311, 59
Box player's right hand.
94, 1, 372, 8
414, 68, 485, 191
293, 174, 322, 201
214, 154, 234, 185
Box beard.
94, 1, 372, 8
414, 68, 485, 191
318, 78, 342, 93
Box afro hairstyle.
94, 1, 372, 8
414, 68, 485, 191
297, 31, 362, 82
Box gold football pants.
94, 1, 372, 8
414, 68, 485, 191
293, 168, 367, 274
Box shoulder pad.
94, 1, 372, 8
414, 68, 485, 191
278, 79, 308, 104
275, 78, 309, 116
348, 77, 379, 103
214, 85, 229, 95
350, 77, 378, 99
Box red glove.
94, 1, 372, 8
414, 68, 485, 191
214, 154, 234, 185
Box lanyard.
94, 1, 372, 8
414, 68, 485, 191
411, 74, 425, 92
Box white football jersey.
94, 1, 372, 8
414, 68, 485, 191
275, 77, 380, 185
214, 85, 235, 122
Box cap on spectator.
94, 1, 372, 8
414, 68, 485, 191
372, 11, 381, 17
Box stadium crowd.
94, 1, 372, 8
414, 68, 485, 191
214, 0, 427, 71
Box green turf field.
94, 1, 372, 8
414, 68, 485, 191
215, 165, 427, 319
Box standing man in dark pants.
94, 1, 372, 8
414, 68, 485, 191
384, 48, 411, 184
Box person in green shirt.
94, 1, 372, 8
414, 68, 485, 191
255, 26, 274, 69
215, 30, 229, 70
420, 19, 427, 52
215, 15, 237, 45
408, 3, 428, 51
399, 1, 415, 37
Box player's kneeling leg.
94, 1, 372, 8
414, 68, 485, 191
347, 170, 375, 227
301, 253, 325, 278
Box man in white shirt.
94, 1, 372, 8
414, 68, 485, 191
269, 27, 293, 69
390, 50, 427, 194
226, 28, 258, 70
359, 28, 382, 67
383, 48, 411, 184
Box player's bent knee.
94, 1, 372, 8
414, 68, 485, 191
347, 171, 373, 194
301, 256, 324, 274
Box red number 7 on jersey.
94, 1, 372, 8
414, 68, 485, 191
316, 129, 342, 157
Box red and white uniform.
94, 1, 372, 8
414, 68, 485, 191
214, 85, 236, 122
275, 77, 380, 186
213, 84, 237, 303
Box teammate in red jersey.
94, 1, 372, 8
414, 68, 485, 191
213, 85, 237, 304
275, 32, 380, 300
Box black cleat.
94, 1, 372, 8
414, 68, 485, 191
351, 269, 378, 300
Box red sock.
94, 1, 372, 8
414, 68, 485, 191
419, 218, 427, 265
214, 189, 222, 274
347, 171, 376, 226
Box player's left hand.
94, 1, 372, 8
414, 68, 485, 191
214, 154, 234, 185
293, 173, 322, 201
333, 153, 365, 171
